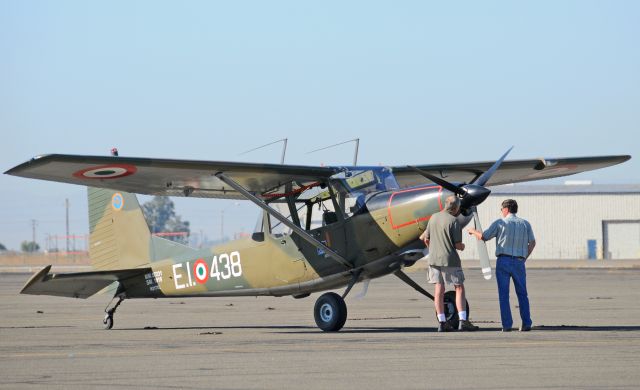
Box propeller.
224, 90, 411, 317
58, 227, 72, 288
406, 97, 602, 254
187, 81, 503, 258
471, 206, 492, 280
408, 147, 514, 280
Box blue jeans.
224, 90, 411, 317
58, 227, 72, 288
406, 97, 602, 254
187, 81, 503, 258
496, 255, 531, 329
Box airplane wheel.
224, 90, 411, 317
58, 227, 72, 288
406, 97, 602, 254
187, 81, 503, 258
314, 292, 347, 332
103, 314, 114, 330
442, 290, 470, 329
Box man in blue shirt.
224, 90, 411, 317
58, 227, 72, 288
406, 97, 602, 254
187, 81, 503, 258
469, 199, 536, 332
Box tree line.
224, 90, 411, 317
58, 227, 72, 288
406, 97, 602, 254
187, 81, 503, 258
6, 196, 190, 253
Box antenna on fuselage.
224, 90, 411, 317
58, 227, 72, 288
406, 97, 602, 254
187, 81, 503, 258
239, 138, 288, 164
306, 138, 360, 166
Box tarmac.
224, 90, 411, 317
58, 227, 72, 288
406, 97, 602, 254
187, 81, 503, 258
1, 265, 640, 389
2, 258, 640, 274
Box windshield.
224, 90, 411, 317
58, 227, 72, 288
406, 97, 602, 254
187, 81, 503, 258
258, 167, 400, 236
330, 167, 398, 193
329, 167, 398, 217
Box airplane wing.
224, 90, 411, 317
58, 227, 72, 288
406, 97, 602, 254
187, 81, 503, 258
392, 155, 631, 188
5, 153, 631, 198
21, 265, 151, 298
5, 154, 337, 200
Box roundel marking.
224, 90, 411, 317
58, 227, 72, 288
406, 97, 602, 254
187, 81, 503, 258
194, 259, 209, 284
111, 193, 124, 211
73, 164, 137, 179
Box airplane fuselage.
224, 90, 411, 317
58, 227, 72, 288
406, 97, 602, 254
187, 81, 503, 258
127, 185, 456, 299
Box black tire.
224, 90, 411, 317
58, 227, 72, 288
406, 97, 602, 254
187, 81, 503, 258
103, 314, 114, 330
441, 290, 470, 329
314, 292, 347, 332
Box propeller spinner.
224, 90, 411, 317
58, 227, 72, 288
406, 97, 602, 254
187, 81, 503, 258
408, 147, 513, 280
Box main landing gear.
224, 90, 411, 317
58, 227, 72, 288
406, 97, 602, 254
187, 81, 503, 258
103, 294, 125, 330
314, 270, 362, 331
443, 290, 470, 330
314, 292, 348, 332
311, 270, 471, 332
394, 269, 471, 329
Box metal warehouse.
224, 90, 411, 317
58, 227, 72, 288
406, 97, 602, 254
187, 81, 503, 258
459, 184, 640, 260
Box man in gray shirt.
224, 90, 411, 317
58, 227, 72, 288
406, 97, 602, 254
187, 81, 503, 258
421, 195, 479, 332
469, 199, 536, 332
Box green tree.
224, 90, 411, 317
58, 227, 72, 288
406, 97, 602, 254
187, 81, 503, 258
21, 241, 40, 253
142, 196, 190, 244
0, 243, 6, 251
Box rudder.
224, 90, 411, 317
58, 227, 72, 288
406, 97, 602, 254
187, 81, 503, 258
88, 187, 152, 270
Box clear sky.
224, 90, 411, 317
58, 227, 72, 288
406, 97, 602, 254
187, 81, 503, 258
1, 1, 638, 251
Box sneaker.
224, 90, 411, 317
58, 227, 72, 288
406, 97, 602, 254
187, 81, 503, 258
458, 319, 479, 331
519, 325, 532, 332
438, 321, 454, 332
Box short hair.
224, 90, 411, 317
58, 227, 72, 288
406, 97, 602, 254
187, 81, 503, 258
445, 195, 460, 214
502, 199, 518, 214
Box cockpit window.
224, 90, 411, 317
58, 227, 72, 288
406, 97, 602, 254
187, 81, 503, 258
330, 167, 399, 193
258, 167, 398, 234
329, 167, 398, 217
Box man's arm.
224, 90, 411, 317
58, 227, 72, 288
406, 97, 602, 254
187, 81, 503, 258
469, 219, 499, 241
419, 229, 430, 247
453, 220, 464, 251
526, 240, 536, 260
525, 221, 536, 260
468, 228, 483, 240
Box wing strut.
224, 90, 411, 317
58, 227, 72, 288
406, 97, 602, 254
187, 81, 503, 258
215, 172, 353, 270
393, 270, 435, 300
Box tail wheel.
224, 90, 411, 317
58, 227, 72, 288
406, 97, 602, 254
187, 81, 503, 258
442, 290, 470, 329
103, 314, 114, 330
314, 292, 347, 332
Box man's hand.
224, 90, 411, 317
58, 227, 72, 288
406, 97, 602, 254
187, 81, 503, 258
468, 228, 483, 240
455, 242, 465, 251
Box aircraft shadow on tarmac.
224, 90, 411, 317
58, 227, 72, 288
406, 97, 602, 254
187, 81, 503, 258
113, 324, 640, 333
533, 325, 640, 332
115, 325, 442, 333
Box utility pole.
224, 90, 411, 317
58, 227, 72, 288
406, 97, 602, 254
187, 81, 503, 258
65, 198, 70, 252
31, 219, 37, 245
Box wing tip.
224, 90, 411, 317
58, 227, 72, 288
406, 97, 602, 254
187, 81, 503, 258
4, 154, 54, 176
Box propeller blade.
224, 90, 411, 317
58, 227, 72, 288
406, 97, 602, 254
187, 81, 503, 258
472, 146, 514, 187
472, 207, 492, 280
407, 166, 465, 196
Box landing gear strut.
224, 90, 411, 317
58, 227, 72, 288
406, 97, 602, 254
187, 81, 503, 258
103, 294, 125, 330
394, 270, 470, 329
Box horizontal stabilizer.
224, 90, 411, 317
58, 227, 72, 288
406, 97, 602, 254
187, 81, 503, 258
21, 265, 151, 299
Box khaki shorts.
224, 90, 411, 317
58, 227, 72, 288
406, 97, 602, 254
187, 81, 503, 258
428, 265, 465, 286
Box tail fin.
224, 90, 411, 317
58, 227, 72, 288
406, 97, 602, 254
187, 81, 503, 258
88, 188, 152, 270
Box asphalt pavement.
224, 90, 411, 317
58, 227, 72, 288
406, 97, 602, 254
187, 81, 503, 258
1, 268, 639, 389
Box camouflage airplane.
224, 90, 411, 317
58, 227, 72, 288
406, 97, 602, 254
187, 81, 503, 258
5, 149, 630, 331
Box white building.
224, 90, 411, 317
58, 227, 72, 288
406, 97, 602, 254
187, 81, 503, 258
460, 184, 640, 260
